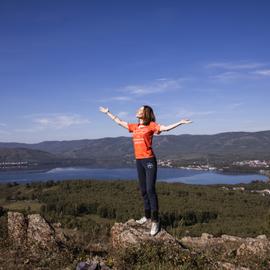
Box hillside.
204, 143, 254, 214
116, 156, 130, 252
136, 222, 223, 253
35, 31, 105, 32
0, 147, 59, 163
0, 130, 270, 167
1, 180, 270, 269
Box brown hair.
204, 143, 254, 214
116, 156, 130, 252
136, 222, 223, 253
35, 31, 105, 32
141, 105, 156, 125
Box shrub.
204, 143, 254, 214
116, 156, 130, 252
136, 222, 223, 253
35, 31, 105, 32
112, 241, 211, 269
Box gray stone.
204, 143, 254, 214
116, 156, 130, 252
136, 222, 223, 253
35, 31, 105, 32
7, 211, 27, 247
7, 211, 68, 252
27, 213, 57, 249
201, 232, 214, 239
111, 218, 183, 249
256, 234, 267, 240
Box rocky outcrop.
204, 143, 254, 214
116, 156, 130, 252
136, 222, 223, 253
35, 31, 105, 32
180, 233, 270, 258
7, 211, 27, 247
7, 211, 68, 252
236, 235, 270, 257
111, 219, 270, 269
111, 218, 184, 249
6, 212, 270, 269
5, 211, 113, 269
180, 233, 270, 269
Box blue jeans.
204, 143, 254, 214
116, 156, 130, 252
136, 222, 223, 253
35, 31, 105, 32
136, 156, 159, 221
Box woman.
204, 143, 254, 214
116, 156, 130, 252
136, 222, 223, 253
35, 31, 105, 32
99, 105, 192, 236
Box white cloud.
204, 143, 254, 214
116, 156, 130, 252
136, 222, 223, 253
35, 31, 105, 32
33, 114, 91, 129
158, 109, 214, 123
17, 113, 91, 132
209, 71, 243, 81
111, 96, 132, 101
206, 62, 266, 70
101, 78, 184, 103
118, 78, 183, 96
253, 69, 270, 76
227, 102, 243, 110
115, 111, 139, 121
0, 123, 6, 127
96, 96, 133, 103
156, 78, 169, 81
206, 61, 270, 81
174, 109, 215, 118
117, 111, 129, 118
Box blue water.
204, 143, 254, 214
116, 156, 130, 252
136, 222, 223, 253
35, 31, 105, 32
0, 167, 268, 185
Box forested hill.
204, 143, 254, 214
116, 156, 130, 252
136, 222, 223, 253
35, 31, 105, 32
0, 148, 59, 163
0, 130, 270, 166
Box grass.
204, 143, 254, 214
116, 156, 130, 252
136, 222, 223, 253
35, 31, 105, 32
3, 200, 43, 212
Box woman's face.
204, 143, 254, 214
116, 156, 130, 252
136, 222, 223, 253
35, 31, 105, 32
136, 106, 144, 119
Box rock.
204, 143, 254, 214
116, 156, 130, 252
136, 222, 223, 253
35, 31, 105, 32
201, 233, 214, 239
180, 232, 270, 265
7, 211, 27, 247
7, 211, 68, 252
100, 262, 112, 270
217, 261, 250, 270
76, 262, 93, 270
256, 234, 267, 240
27, 213, 58, 249
110, 218, 183, 249
236, 237, 270, 257
180, 234, 225, 249
221, 235, 243, 242
76, 259, 112, 270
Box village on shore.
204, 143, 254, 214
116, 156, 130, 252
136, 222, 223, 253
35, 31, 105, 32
157, 159, 270, 170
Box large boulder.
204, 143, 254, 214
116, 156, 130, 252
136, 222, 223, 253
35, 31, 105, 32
111, 218, 185, 249
110, 219, 205, 269
236, 236, 270, 257
7, 211, 68, 252
7, 212, 27, 247
180, 233, 270, 257
27, 213, 61, 250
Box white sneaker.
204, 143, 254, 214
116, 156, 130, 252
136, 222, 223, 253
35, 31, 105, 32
135, 216, 149, 224
150, 221, 160, 236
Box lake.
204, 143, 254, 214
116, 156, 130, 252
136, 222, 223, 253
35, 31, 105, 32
0, 167, 268, 185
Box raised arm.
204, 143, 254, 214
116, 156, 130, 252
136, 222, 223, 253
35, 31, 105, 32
99, 106, 128, 129
159, 119, 192, 132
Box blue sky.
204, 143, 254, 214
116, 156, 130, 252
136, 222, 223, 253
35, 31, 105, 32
1, 0, 270, 143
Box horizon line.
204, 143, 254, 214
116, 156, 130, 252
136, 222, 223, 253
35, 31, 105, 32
0, 129, 269, 145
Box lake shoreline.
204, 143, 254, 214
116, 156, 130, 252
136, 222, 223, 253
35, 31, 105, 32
0, 163, 265, 175
0, 166, 268, 185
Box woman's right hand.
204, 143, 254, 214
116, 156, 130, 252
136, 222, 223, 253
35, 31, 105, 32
99, 106, 109, 113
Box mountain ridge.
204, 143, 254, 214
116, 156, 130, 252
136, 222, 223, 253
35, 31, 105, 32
1, 130, 270, 167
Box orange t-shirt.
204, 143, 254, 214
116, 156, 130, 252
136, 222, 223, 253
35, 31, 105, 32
128, 121, 161, 159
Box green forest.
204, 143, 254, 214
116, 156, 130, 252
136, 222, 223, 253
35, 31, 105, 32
1, 179, 270, 242
1, 179, 270, 269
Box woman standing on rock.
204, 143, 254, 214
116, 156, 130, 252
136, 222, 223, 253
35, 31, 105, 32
99, 105, 192, 236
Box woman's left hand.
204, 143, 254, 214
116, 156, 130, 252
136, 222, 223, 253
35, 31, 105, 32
180, 119, 193, 124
